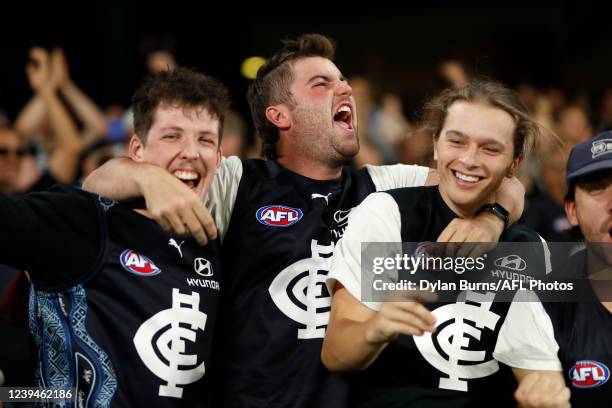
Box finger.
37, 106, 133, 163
455, 242, 474, 258
436, 222, 457, 242
181, 209, 208, 246
192, 202, 217, 241
156, 216, 172, 233
393, 302, 437, 328
385, 289, 438, 304
386, 320, 427, 337
164, 211, 187, 236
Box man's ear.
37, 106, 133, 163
265, 105, 291, 131
216, 146, 222, 169
564, 199, 579, 227
507, 153, 524, 178
432, 135, 439, 161
128, 134, 145, 162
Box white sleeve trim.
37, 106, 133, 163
493, 291, 562, 371
204, 156, 242, 242
327, 192, 402, 311
365, 164, 429, 192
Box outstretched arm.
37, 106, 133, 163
82, 158, 217, 245
323, 286, 436, 371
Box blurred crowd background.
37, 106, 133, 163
1, 1, 612, 387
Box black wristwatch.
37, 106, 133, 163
478, 203, 510, 230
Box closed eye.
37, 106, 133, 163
482, 147, 501, 154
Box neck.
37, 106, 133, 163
276, 154, 343, 180
437, 186, 485, 219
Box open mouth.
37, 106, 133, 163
453, 170, 483, 184
173, 169, 201, 190
333, 104, 354, 131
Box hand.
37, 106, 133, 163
50, 48, 70, 89
26, 47, 53, 93
364, 291, 437, 344
515, 372, 571, 408
139, 165, 217, 245
436, 217, 501, 257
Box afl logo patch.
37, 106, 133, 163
256, 205, 303, 227
570, 360, 609, 389
120, 249, 161, 276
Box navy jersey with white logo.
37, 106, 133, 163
214, 159, 428, 408
544, 253, 611, 407
329, 186, 548, 407
0, 185, 221, 407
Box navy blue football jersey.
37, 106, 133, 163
544, 252, 611, 407
0, 185, 221, 407
214, 159, 428, 408
330, 186, 549, 407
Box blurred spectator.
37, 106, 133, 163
13, 47, 84, 191
347, 76, 382, 166
222, 110, 247, 158
0, 128, 26, 193
369, 93, 409, 163
397, 124, 433, 167
521, 146, 573, 241
438, 59, 470, 87
555, 104, 592, 146
146, 50, 177, 74
597, 88, 612, 132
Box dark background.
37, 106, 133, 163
1, 1, 611, 121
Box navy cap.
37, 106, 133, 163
566, 131, 612, 187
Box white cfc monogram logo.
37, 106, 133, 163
413, 291, 500, 392
133, 288, 207, 398
269, 239, 334, 339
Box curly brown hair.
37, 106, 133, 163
133, 67, 231, 144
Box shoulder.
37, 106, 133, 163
364, 164, 430, 191
503, 223, 545, 243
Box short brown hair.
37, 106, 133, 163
422, 79, 555, 159
247, 34, 336, 159
133, 67, 231, 144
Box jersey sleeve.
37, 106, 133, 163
493, 290, 562, 371
0, 185, 101, 288
365, 164, 429, 191
327, 192, 402, 311
204, 155, 243, 242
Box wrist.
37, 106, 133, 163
133, 161, 159, 195
478, 203, 509, 231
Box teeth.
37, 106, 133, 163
336, 105, 351, 114
454, 171, 480, 183
174, 170, 199, 181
